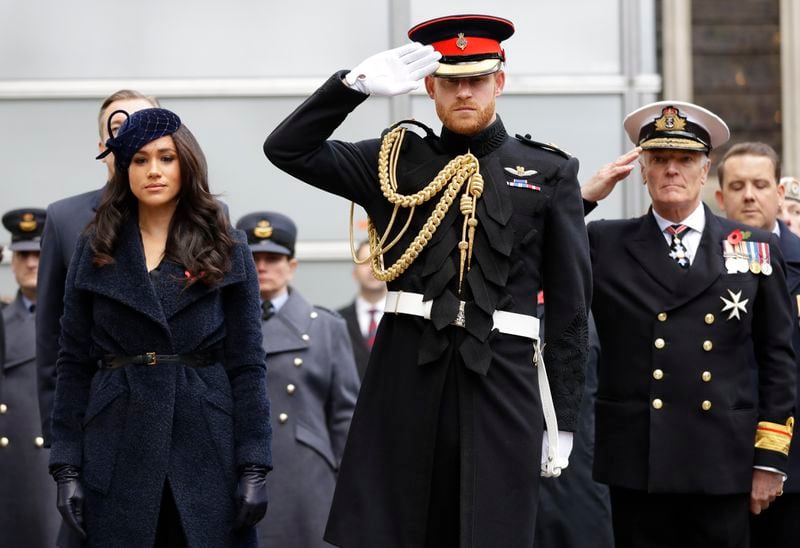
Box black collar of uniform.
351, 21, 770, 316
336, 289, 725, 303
439, 115, 507, 157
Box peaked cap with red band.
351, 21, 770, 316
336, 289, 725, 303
408, 14, 514, 78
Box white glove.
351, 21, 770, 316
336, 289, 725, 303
540, 431, 574, 478
344, 42, 441, 97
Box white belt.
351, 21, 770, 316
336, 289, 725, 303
385, 291, 540, 340
384, 291, 564, 477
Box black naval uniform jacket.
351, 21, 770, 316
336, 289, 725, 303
49, 219, 271, 547
265, 72, 591, 548
1, 292, 60, 546
588, 206, 796, 494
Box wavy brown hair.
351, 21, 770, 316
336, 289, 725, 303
89, 124, 234, 286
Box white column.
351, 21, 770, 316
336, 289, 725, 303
781, 0, 800, 175
661, 0, 693, 102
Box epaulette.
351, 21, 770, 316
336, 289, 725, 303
515, 133, 571, 159
313, 305, 343, 319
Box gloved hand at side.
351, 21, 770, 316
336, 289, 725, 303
540, 430, 574, 478
233, 464, 270, 529
51, 464, 87, 539
344, 42, 441, 96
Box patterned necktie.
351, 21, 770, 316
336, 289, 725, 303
262, 300, 275, 321
366, 308, 378, 349
666, 224, 690, 269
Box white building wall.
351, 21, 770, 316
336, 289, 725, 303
0, 0, 658, 306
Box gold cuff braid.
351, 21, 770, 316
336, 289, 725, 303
349, 124, 483, 286
754, 417, 794, 456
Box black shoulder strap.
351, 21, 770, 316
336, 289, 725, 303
515, 133, 571, 159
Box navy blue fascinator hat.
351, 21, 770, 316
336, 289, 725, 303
96, 107, 182, 170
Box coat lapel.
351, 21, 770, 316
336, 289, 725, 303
624, 211, 685, 294
74, 218, 169, 331
262, 290, 312, 354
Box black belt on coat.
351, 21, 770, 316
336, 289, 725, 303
100, 350, 222, 370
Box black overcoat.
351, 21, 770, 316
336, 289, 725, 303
588, 207, 796, 493
49, 218, 271, 547
257, 289, 359, 548
264, 72, 591, 548
37, 187, 103, 445
0, 292, 60, 546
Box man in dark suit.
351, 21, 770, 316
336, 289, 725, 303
337, 240, 387, 380
714, 142, 800, 547
0, 208, 60, 546
237, 211, 360, 548
36, 90, 158, 446
588, 102, 796, 548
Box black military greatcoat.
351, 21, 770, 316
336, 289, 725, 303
264, 72, 591, 547
588, 207, 796, 493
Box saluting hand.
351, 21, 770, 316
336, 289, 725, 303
750, 468, 785, 514
581, 147, 642, 204
344, 43, 441, 96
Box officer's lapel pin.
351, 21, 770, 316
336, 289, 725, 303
720, 289, 749, 320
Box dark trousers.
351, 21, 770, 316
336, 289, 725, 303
424, 357, 461, 548
750, 492, 800, 548
610, 486, 749, 548
154, 480, 187, 548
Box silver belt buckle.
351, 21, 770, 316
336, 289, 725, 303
451, 301, 466, 328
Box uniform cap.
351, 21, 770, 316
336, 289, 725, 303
408, 14, 514, 78
96, 107, 182, 170
623, 101, 729, 153
2, 208, 46, 251
781, 176, 800, 203
236, 211, 297, 256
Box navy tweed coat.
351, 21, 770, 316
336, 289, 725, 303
49, 217, 272, 547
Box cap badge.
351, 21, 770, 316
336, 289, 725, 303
19, 212, 37, 232
254, 220, 273, 239
654, 106, 687, 132
456, 32, 468, 50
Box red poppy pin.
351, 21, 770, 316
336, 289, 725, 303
184, 270, 205, 282
726, 229, 751, 245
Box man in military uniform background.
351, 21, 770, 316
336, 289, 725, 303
337, 240, 387, 380
713, 142, 800, 547
236, 211, 360, 548
265, 13, 591, 547
0, 208, 60, 546
588, 102, 796, 547
36, 89, 158, 447
781, 176, 800, 238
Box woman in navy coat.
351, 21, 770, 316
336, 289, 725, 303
48, 108, 272, 547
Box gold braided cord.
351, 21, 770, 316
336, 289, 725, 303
347, 125, 483, 283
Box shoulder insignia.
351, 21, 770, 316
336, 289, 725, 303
515, 133, 571, 159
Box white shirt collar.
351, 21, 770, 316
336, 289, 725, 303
268, 289, 290, 313
355, 294, 385, 315
771, 221, 781, 238
652, 201, 706, 234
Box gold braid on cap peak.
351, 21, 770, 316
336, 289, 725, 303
349, 124, 483, 287
754, 417, 794, 456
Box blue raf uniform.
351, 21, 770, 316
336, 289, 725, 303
1, 208, 61, 547
236, 211, 360, 548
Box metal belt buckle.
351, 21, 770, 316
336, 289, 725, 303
451, 301, 466, 328
145, 352, 158, 366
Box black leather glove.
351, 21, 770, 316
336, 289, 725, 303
51, 464, 87, 540
233, 464, 269, 529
